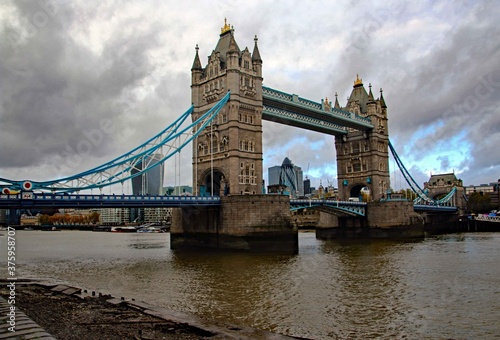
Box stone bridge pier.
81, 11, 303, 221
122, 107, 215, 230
171, 195, 298, 254
316, 201, 425, 239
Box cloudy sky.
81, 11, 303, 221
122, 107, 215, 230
1, 0, 499, 193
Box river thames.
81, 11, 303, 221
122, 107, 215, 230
1, 230, 498, 339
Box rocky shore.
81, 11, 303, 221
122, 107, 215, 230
0, 279, 300, 340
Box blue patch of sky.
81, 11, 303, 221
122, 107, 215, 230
400, 121, 445, 156
411, 130, 471, 175
309, 139, 325, 151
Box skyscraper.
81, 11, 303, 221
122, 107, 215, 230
131, 154, 164, 195
268, 165, 281, 186
267, 157, 303, 198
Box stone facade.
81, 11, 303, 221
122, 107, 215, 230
191, 20, 263, 196
170, 195, 297, 253
316, 201, 425, 239
335, 76, 390, 201
424, 173, 466, 212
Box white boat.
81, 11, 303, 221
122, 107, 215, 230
110, 226, 137, 233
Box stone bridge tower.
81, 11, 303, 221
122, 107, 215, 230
335, 76, 391, 201
424, 173, 466, 211
191, 20, 263, 196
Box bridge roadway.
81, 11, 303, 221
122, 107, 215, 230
0, 193, 221, 209
0, 193, 368, 213
0, 193, 456, 215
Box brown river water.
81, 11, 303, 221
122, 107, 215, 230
1, 230, 499, 339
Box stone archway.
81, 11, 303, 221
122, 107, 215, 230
203, 170, 225, 197
349, 184, 370, 201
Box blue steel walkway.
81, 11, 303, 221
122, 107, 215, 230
0, 193, 220, 209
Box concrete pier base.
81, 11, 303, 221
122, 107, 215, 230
171, 195, 298, 254
316, 201, 425, 239
423, 212, 461, 234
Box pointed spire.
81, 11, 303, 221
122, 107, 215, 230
334, 92, 341, 109
252, 35, 262, 62
379, 88, 387, 108
191, 44, 202, 71
368, 83, 375, 102
228, 31, 239, 53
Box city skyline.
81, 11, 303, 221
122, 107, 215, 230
268, 157, 304, 197
1, 1, 499, 193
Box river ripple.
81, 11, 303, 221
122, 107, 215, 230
1, 230, 498, 339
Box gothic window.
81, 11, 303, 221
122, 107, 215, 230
347, 165, 352, 173
249, 115, 253, 124
245, 77, 250, 87
352, 142, 360, 154
239, 113, 242, 121
244, 60, 250, 69
353, 163, 361, 172
378, 142, 385, 152
222, 112, 227, 123
362, 164, 368, 171
364, 143, 369, 151
239, 163, 256, 184
211, 138, 218, 154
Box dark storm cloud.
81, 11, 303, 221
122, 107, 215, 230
0, 1, 161, 175
0, 0, 498, 188
387, 5, 500, 184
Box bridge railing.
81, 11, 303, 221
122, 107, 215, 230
475, 214, 500, 223
290, 199, 367, 206
262, 86, 372, 126
0, 193, 221, 204
413, 204, 457, 212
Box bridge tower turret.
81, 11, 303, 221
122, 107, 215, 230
191, 19, 264, 196
335, 75, 391, 201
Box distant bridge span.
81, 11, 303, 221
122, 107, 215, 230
0, 193, 456, 215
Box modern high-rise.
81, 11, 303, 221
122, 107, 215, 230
131, 154, 164, 195
303, 178, 311, 195
268, 165, 281, 187
267, 157, 303, 198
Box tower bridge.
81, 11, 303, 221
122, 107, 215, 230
0, 20, 462, 252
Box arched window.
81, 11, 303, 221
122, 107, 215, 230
211, 138, 218, 154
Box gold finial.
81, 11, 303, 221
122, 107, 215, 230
324, 97, 331, 111
221, 18, 231, 34
354, 74, 363, 86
